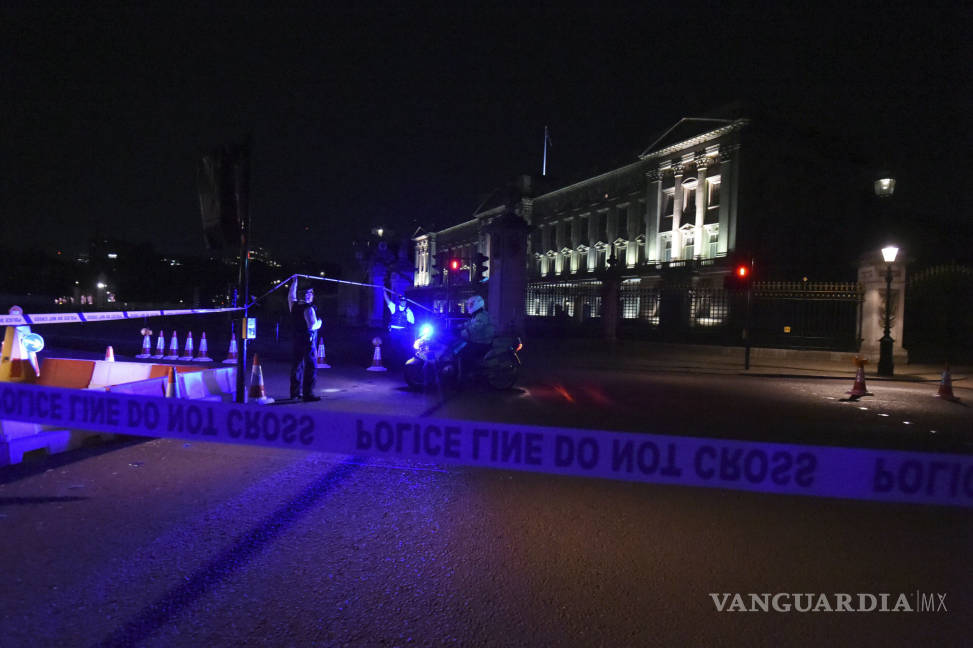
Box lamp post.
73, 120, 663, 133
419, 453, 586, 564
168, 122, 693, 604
877, 245, 898, 376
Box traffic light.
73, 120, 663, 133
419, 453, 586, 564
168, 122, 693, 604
724, 261, 754, 290
473, 253, 489, 282
450, 259, 460, 272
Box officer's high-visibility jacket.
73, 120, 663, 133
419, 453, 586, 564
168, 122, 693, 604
460, 310, 494, 345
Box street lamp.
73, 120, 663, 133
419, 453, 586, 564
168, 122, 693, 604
874, 177, 896, 198
877, 245, 898, 376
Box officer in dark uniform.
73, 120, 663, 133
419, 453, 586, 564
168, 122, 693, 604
288, 277, 322, 401
383, 289, 415, 367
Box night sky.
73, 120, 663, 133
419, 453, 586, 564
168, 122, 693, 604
2, 3, 970, 265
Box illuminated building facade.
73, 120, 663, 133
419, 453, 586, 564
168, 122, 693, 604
413, 112, 871, 331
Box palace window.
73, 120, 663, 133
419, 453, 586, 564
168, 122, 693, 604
707, 227, 719, 258
660, 234, 672, 262
682, 178, 697, 216
661, 190, 674, 217
616, 204, 628, 240
707, 176, 721, 208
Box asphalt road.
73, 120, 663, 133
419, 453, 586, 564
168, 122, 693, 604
2, 354, 971, 646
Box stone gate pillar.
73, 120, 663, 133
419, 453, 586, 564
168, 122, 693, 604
858, 251, 907, 365
485, 211, 529, 337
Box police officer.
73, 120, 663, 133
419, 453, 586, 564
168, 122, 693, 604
288, 277, 322, 401
457, 294, 494, 375
383, 289, 415, 366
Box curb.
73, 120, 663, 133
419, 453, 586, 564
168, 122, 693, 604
558, 360, 968, 385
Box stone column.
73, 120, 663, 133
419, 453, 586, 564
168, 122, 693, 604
718, 144, 738, 254
672, 164, 684, 258
645, 169, 661, 262
694, 154, 709, 255
858, 252, 907, 366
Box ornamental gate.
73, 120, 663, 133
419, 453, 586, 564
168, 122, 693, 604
749, 281, 863, 351
903, 264, 973, 363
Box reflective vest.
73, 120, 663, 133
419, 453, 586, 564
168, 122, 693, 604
292, 303, 315, 349
390, 307, 412, 330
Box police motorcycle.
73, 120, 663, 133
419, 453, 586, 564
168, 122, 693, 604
403, 319, 523, 391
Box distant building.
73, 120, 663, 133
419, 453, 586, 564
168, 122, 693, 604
413, 111, 873, 311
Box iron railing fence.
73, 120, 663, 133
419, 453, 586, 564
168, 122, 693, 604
525, 279, 864, 351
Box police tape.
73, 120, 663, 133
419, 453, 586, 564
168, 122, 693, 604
0, 307, 244, 327
1, 381, 971, 508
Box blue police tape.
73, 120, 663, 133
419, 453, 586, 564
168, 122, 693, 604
1, 381, 971, 508
0, 307, 243, 327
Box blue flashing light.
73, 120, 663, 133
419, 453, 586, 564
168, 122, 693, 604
419, 323, 434, 339
22, 332, 45, 353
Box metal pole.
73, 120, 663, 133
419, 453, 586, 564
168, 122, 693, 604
743, 256, 754, 370
878, 262, 894, 376
445, 268, 450, 316
744, 282, 752, 370
235, 143, 251, 403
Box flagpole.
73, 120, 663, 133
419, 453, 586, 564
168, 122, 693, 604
542, 125, 549, 177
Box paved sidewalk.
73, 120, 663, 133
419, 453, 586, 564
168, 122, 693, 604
525, 337, 971, 388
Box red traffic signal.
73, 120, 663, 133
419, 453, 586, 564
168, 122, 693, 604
450, 259, 460, 271
725, 262, 753, 290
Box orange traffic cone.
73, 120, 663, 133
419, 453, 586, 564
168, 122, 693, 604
366, 336, 387, 372
164, 331, 180, 360
315, 339, 331, 369
247, 354, 274, 404
936, 364, 960, 402
194, 332, 213, 362
136, 328, 152, 359
151, 330, 166, 359
178, 332, 195, 361
847, 357, 872, 399
105, 345, 115, 362
223, 336, 238, 364
165, 367, 178, 398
